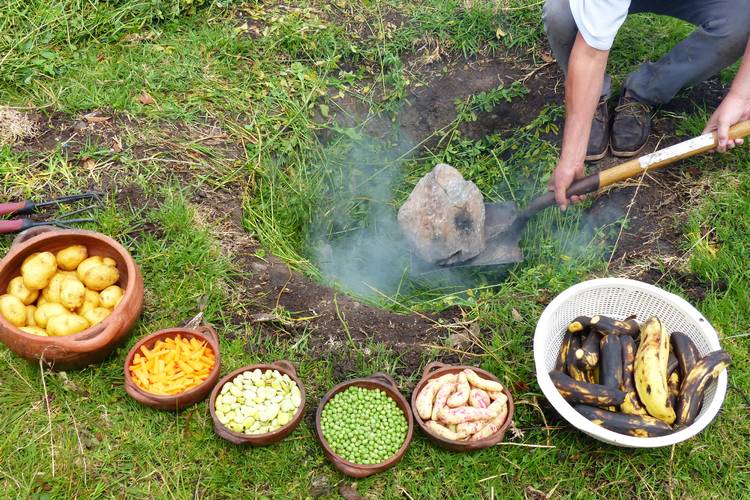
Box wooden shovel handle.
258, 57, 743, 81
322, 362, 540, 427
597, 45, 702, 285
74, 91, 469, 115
522, 120, 750, 218
598, 120, 750, 188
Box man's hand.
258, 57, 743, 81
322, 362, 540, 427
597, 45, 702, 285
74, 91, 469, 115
703, 92, 750, 152
704, 39, 750, 153
549, 160, 585, 211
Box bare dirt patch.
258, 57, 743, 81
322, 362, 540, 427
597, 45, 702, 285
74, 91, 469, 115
397, 54, 559, 144
583, 77, 727, 290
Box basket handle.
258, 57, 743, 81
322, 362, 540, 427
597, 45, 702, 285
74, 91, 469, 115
213, 420, 247, 445
422, 361, 448, 379
271, 360, 298, 377
368, 372, 397, 389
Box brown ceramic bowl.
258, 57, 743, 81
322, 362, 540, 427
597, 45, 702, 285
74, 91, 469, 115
411, 361, 515, 452
123, 325, 221, 411
209, 360, 306, 446
0, 227, 144, 370
315, 372, 414, 478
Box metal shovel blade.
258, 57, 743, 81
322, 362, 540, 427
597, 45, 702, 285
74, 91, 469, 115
452, 201, 523, 267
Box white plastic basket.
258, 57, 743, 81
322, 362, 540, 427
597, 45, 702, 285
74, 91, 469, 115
534, 278, 727, 448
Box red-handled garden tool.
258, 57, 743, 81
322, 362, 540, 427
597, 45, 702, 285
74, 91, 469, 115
0, 192, 101, 234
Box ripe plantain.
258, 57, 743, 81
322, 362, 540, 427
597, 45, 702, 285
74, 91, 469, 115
566, 335, 587, 382
676, 350, 731, 427
620, 336, 648, 416
667, 351, 678, 377
590, 315, 639, 337
556, 331, 571, 372
670, 332, 699, 380
634, 316, 676, 424
567, 316, 592, 334
575, 331, 601, 370
574, 404, 673, 437
599, 334, 623, 389
549, 371, 626, 406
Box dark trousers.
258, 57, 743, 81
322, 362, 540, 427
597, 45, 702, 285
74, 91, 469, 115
542, 0, 750, 104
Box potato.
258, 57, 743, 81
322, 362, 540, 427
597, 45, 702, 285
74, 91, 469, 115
75, 289, 101, 316
34, 302, 69, 329
37, 296, 48, 307
83, 307, 111, 326
415, 382, 439, 420
46, 313, 89, 336
83, 289, 101, 307
77, 301, 94, 316
41, 273, 66, 304
26, 305, 37, 327
464, 369, 504, 393
21, 252, 57, 290
102, 257, 117, 267
60, 276, 86, 310
81, 265, 119, 291
76, 256, 104, 281
56, 245, 88, 271
0, 294, 26, 327
99, 285, 124, 309
20, 326, 48, 336
7, 276, 39, 305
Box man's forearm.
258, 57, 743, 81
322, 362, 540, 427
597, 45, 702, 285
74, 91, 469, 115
559, 33, 610, 165
728, 38, 750, 98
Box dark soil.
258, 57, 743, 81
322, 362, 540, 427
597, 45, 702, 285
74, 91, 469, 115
14, 110, 127, 156
397, 55, 560, 144
583, 76, 727, 287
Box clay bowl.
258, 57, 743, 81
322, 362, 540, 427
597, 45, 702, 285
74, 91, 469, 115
0, 227, 144, 370
209, 360, 306, 446
315, 372, 414, 478
411, 361, 514, 452
124, 325, 221, 411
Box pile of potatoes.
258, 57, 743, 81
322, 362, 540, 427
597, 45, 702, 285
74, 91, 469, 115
0, 245, 124, 337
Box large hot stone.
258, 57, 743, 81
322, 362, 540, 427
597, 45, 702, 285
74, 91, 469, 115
398, 163, 485, 265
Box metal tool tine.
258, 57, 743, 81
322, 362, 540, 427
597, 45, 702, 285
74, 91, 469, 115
35, 192, 103, 209
50, 218, 96, 229
58, 204, 99, 218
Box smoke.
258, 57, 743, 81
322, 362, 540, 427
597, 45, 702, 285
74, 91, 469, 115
307, 129, 478, 300
559, 188, 631, 262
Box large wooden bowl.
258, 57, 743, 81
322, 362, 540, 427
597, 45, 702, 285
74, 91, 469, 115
124, 325, 221, 411
411, 362, 514, 452
209, 360, 306, 446
315, 372, 414, 478
0, 227, 144, 370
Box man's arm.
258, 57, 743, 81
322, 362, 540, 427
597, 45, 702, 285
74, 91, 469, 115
549, 33, 610, 210
704, 38, 750, 152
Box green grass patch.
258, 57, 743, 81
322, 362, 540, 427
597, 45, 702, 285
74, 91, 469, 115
2, 0, 750, 497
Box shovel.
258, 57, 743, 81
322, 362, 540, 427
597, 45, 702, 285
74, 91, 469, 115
444, 119, 750, 269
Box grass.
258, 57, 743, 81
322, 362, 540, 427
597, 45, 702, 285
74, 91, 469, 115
1, 0, 750, 497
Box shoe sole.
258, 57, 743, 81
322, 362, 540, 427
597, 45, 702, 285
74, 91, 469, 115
585, 149, 608, 162
610, 141, 647, 158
